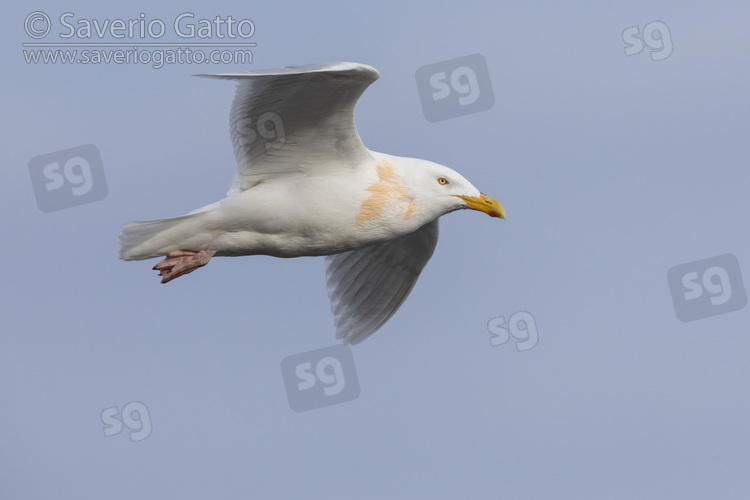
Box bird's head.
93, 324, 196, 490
404, 158, 506, 221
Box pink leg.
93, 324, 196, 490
152, 250, 216, 284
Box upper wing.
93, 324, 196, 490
197, 62, 379, 192
324, 220, 440, 344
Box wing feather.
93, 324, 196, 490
324, 220, 439, 344
196, 62, 379, 192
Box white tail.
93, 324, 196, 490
119, 213, 205, 261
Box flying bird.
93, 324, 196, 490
119, 62, 505, 344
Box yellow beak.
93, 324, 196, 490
458, 193, 506, 219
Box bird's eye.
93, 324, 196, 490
438, 177, 449, 185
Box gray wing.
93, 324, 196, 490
324, 220, 440, 344
197, 62, 379, 192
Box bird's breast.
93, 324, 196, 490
210, 164, 423, 258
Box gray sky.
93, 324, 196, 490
3, 0, 749, 498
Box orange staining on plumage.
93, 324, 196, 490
355, 159, 416, 224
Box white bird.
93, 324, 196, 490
119, 62, 505, 344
